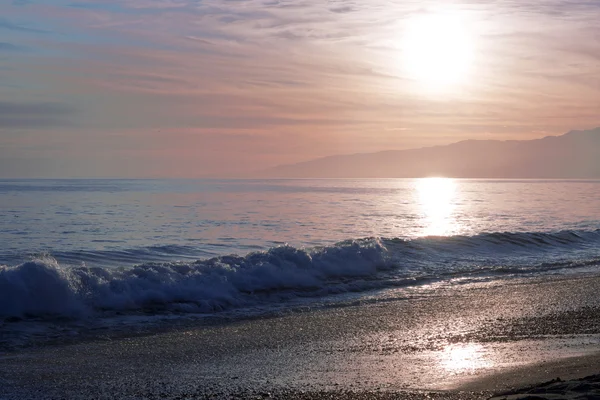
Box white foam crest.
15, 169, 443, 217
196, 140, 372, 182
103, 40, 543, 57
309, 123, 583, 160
2, 230, 600, 319
0, 239, 391, 318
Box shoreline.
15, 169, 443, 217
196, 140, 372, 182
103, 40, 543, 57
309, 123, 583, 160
2, 274, 600, 399
2, 272, 598, 353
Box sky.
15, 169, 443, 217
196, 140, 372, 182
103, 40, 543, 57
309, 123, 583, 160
0, 0, 599, 178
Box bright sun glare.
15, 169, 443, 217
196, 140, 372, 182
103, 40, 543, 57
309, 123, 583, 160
417, 178, 457, 236
440, 344, 492, 374
402, 11, 475, 90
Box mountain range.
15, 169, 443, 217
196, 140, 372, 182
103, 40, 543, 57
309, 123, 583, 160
258, 128, 600, 178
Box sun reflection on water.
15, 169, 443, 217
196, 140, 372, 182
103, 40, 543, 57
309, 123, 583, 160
440, 343, 492, 374
416, 178, 459, 236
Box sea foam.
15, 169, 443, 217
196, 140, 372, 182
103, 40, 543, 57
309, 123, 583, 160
1, 239, 391, 318
2, 230, 600, 319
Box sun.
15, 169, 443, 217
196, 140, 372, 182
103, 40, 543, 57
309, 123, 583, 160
402, 11, 475, 91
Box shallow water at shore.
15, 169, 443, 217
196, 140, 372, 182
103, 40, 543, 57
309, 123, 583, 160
3, 274, 600, 399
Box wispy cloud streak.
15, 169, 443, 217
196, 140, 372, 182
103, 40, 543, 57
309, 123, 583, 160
0, 101, 75, 128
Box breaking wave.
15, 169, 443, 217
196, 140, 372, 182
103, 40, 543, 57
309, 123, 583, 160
2, 230, 600, 319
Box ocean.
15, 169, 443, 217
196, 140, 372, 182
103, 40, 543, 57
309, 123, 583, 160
2, 178, 600, 339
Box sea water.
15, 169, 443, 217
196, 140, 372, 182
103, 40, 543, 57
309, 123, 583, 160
1, 179, 600, 320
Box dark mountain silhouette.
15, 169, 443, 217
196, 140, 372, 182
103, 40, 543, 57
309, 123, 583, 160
259, 128, 600, 178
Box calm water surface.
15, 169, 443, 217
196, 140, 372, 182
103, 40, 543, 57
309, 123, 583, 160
1, 179, 599, 266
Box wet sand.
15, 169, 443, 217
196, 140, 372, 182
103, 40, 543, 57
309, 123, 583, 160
490, 375, 600, 399
2, 275, 600, 399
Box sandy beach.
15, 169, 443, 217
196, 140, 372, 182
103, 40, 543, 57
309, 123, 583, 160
1, 273, 600, 399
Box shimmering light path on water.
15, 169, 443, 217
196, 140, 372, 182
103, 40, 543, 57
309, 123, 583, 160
1, 179, 600, 266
